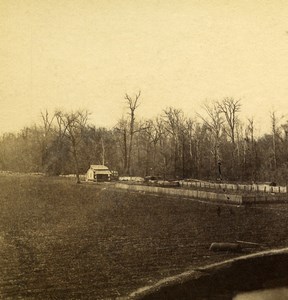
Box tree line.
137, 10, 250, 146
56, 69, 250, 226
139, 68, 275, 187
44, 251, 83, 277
1, 93, 288, 184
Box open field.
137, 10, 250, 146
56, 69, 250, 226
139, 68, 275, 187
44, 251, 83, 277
0, 174, 288, 299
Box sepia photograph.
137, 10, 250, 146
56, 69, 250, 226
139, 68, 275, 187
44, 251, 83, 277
1, 0, 288, 299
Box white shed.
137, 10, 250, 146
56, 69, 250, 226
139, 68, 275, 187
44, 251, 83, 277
86, 165, 111, 182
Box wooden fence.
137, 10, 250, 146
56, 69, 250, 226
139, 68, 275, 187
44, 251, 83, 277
180, 181, 287, 194
115, 183, 243, 204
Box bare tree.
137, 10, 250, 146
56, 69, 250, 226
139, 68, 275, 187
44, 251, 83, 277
216, 98, 241, 179
185, 118, 195, 177
114, 117, 128, 173
56, 110, 89, 183
247, 118, 255, 144
162, 107, 185, 177
124, 90, 142, 175
270, 111, 281, 170
198, 101, 223, 177
40, 109, 55, 168
217, 97, 241, 144
243, 117, 258, 180
141, 117, 168, 176
41, 109, 55, 137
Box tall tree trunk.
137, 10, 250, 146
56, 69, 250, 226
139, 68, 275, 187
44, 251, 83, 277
72, 144, 80, 184
101, 137, 105, 165
123, 129, 128, 173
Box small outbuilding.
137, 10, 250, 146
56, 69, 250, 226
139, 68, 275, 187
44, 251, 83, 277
86, 165, 111, 182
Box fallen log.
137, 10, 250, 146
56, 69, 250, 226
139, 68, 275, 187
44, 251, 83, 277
209, 242, 242, 252
236, 240, 264, 246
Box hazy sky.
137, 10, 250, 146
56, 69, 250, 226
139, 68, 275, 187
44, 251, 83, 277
1, 0, 288, 134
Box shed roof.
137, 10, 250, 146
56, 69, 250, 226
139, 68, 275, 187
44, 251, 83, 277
90, 165, 109, 170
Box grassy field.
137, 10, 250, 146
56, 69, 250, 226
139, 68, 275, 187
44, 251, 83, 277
0, 174, 288, 299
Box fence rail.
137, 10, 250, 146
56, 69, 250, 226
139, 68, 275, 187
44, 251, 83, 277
180, 181, 287, 194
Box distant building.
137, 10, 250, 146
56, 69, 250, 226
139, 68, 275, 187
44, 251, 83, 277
86, 165, 111, 182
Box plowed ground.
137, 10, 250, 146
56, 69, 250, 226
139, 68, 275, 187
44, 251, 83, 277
0, 175, 288, 299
